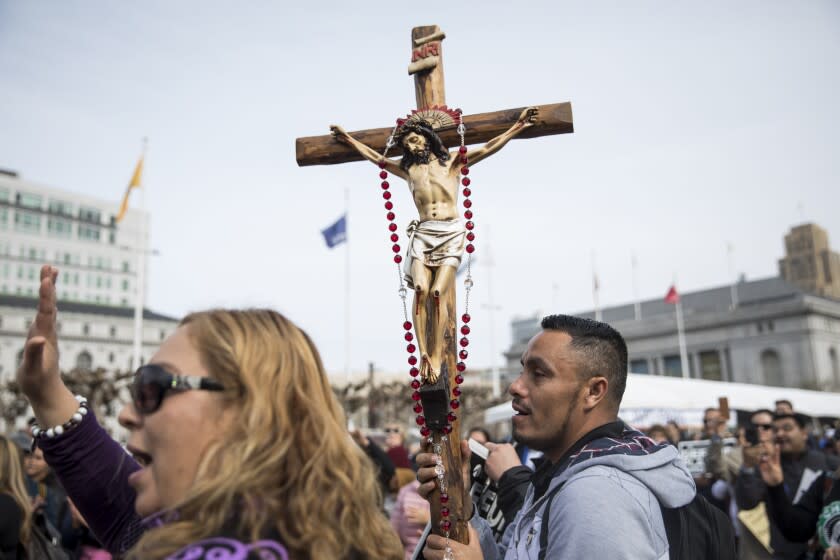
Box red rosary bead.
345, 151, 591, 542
413, 403, 423, 413
465, 221, 474, 230
410, 379, 420, 390
462, 313, 471, 323
381, 181, 390, 190
460, 156, 468, 164
383, 190, 392, 199
409, 367, 419, 377
447, 412, 457, 422
389, 223, 398, 232
464, 210, 473, 219
378, 160, 387, 169
456, 363, 466, 373
467, 232, 475, 241
450, 399, 460, 409
462, 177, 471, 186
384, 201, 393, 210
461, 167, 469, 175
420, 426, 431, 437
392, 244, 401, 253
461, 325, 470, 335
394, 255, 402, 263
391, 233, 399, 242
404, 331, 413, 341
411, 391, 421, 401
386, 212, 395, 221
408, 355, 418, 365
463, 198, 472, 208
442, 425, 452, 435
453, 387, 462, 397
455, 374, 465, 384
407, 343, 416, 353
459, 349, 468, 359
440, 493, 449, 504
441, 507, 450, 517
458, 146, 467, 154
466, 244, 475, 254
440, 519, 452, 531
379, 170, 388, 179
403, 321, 412, 330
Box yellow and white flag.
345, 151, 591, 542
116, 153, 144, 223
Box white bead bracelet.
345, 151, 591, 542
31, 395, 89, 448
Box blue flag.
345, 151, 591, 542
321, 214, 347, 248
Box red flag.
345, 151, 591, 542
664, 285, 680, 304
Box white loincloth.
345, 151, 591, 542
403, 219, 466, 289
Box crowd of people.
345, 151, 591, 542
1, 265, 838, 559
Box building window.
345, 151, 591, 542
78, 206, 101, 223
122, 279, 130, 291
17, 192, 42, 209
83, 323, 90, 336
78, 225, 101, 242
14, 211, 41, 233
16, 348, 24, 368
761, 349, 784, 387
48, 199, 73, 216
109, 352, 115, 364
110, 325, 117, 338
122, 261, 130, 273
159, 329, 166, 341
699, 351, 723, 381
76, 351, 93, 371
663, 355, 683, 377
629, 359, 649, 374
830, 348, 839, 388
47, 218, 73, 237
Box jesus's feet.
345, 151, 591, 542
420, 354, 439, 385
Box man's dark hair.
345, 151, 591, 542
397, 120, 450, 170
773, 412, 809, 429
703, 407, 719, 416
468, 427, 492, 443
540, 314, 628, 406
775, 399, 793, 410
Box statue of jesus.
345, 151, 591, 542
331, 107, 538, 383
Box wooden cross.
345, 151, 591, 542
296, 25, 573, 544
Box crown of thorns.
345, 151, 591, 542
395, 105, 462, 135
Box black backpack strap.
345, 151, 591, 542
537, 481, 565, 560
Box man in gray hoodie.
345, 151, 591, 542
418, 314, 697, 559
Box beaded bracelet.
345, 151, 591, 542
31, 395, 89, 449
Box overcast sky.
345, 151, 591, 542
1, 1, 838, 380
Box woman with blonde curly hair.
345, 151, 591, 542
0, 435, 33, 557
18, 266, 403, 559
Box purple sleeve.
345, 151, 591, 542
38, 411, 143, 553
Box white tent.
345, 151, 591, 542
484, 374, 840, 428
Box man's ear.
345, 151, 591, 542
582, 376, 609, 411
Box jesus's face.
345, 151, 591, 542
402, 132, 428, 156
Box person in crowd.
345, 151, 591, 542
468, 428, 492, 446
647, 424, 669, 445
418, 314, 711, 559
736, 411, 840, 559
383, 423, 413, 470
24, 444, 71, 537
774, 400, 794, 416
390, 479, 430, 560
665, 420, 684, 446
1, 434, 33, 559
18, 265, 403, 559
350, 429, 397, 509
695, 407, 732, 514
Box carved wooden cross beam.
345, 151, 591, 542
296, 25, 574, 544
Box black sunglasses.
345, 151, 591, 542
753, 423, 775, 431
131, 364, 225, 415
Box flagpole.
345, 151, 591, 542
591, 250, 601, 322
727, 242, 738, 310
632, 253, 641, 321
344, 188, 350, 386
131, 139, 148, 370
675, 298, 689, 379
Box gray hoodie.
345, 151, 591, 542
472, 422, 696, 559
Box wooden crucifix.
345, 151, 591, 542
296, 25, 573, 544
